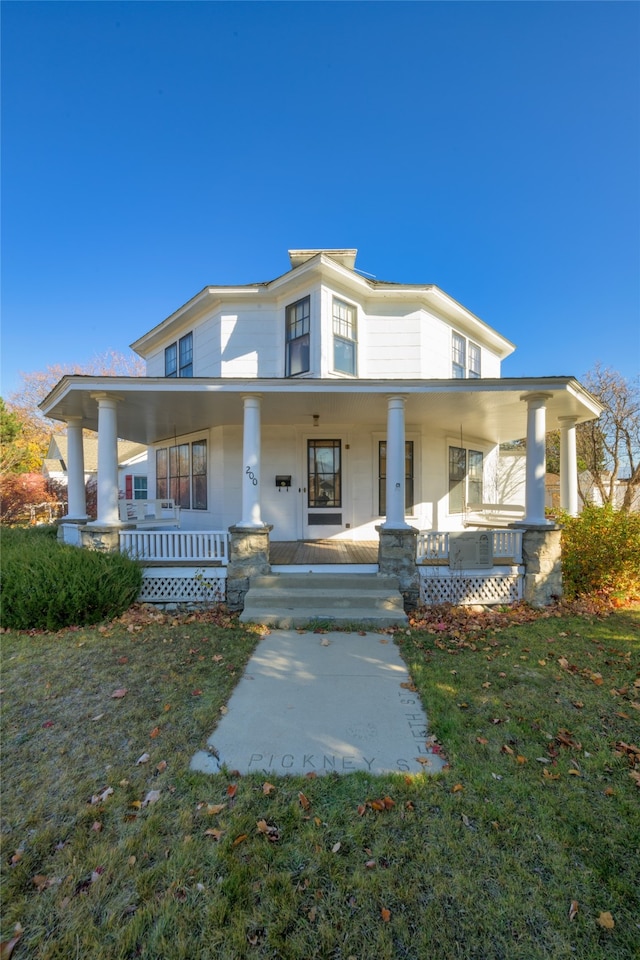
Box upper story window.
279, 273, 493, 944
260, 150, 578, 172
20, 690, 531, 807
165, 332, 193, 378
333, 298, 357, 376
452, 333, 481, 378
285, 297, 310, 376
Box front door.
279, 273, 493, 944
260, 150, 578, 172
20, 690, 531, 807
303, 438, 345, 539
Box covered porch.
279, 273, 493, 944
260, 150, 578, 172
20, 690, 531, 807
41, 374, 602, 538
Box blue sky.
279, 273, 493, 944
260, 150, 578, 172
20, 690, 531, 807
2, 1, 639, 398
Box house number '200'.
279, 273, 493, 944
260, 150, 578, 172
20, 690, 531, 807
245, 466, 258, 486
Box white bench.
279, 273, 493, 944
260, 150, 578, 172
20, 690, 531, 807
118, 499, 180, 528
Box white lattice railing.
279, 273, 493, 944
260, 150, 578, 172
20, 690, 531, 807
119, 530, 229, 564
416, 529, 523, 564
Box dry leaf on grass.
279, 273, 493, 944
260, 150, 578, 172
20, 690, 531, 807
597, 911, 615, 930
381, 907, 391, 922
569, 900, 579, 921
110, 689, 127, 699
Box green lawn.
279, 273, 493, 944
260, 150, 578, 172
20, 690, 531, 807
1, 601, 639, 959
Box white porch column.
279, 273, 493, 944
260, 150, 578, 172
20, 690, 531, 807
64, 418, 87, 520
521, 392, 552, 526
559, 416, 579, 516
382, 395, 410, 529
89, 393, 120, 526
238, 394, 264, 528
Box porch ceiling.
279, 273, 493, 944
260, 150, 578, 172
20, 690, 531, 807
40, 376, 602, 446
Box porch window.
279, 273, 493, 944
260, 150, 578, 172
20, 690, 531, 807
124, 475, 148, 500
156, 440, 207, 510
333, 298, 357, 375
378, 441, 414, 516
449, 445, 483, 513
165, 332, 193, 378
307, 440, 341, 508
285, 297, 310, 376
452, 332, 481, 378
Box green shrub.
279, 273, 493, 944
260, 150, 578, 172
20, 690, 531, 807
560, 504, 640, 599
0, 526, 143, 630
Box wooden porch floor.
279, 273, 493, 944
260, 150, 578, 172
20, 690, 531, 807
269, 540, 379, 565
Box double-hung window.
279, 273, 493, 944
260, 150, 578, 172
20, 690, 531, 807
285, 297, 310, 376
333, 298, 357, 375
156, 439, 207, 510
165, 332, 193, 378
452, 333, 481, 378
449, 445, 483, 514
378, 441, 414, 516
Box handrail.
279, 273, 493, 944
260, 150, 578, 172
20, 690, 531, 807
417, 529, 523, 564
119, 530, 229, 564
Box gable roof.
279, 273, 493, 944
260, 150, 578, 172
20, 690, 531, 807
44, 435, 146, 474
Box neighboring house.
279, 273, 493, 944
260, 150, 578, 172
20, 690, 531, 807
41, 248, 601, 538
42, 434, 148, 499
40, 249, 603, 609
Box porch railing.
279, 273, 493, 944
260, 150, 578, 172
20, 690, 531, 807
417, 529, 523, 564
119, 530, 229, 564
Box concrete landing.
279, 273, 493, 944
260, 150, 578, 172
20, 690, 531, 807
190, 630, 447, 777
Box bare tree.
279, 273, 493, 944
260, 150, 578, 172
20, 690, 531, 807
4, 351, 146, 476
578, 364, 640, 512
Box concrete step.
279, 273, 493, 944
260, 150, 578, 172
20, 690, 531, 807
239, 573, 408, 628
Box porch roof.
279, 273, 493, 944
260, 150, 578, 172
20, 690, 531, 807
40, 376, 602, 447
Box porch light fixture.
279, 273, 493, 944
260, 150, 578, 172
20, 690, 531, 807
313, 414, 319, 427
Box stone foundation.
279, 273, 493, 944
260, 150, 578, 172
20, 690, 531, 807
376, 525, 420, 610
227, 525, 272, 611
519, 524, 563, 606
79, 524, 122, 553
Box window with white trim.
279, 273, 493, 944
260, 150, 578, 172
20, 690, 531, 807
449, 445, 483, 513
285, 297, 310, 376
165, 332, 193, 378
333, 298, 357, 375
452, 333, 481, 378
156, 440, 207, 509
378, 441, 414, 516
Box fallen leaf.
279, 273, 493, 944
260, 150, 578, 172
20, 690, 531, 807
227, 783, 238, 798
332, 842, 341, 853
308, 906, 317, 922
569, 900, 579, 921
32, 874, 52, 892
136, 753, 150, 765
263, 782, 275, 795
42, 720, 54, 728
400, 681, 417, 692
476, 736, 489, 745
452, 783, 464, 793
220, 705, 228, 715
596, 911, 615, 930
298, 792, 311, 810
0, 923, 23, 960
90, 786, 114, 805
232, 834, 248, 846
149, 727, 161, 739
381, 907, 391, 922
543, 769, 561, 781
206, 803, 226, 815
191, 689, 202, 696
320, 638, 331, 646
91, 821, 103, 832
110, 689, 127, 699
567, 769, 581, 777
365, 859, 376, 869
204, 828, 224, 840
156, 760, 167, 773
142, 790, 161, 807
604, 787, 615, 796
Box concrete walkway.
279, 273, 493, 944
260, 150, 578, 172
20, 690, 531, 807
191, 630, 447, 777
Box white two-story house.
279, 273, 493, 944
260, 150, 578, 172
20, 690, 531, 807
41, 249, 602, 608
